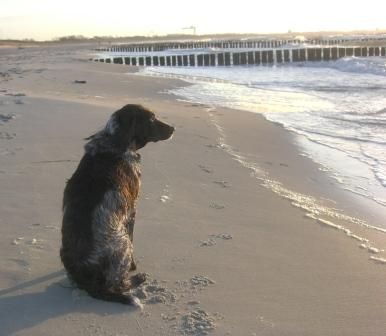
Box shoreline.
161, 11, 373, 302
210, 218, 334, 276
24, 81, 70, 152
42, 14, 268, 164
133, 66, 386, 230
1, 45, 386, 335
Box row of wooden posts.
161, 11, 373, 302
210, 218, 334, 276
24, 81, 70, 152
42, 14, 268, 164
94, 46, 386, 67
96, 36, 386, 53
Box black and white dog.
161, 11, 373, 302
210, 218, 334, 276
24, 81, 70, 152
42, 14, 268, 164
60, 104, 174, 306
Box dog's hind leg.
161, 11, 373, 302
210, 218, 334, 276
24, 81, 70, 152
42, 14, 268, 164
129, 259, 137, 271
87, 273, 147, 307
126, 211, 138, 271
126, 211, 136, 243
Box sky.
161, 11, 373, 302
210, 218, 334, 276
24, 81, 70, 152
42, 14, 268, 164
1, 0, 386, 41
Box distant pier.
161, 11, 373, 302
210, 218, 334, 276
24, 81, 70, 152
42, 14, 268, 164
91, 37, 386, 67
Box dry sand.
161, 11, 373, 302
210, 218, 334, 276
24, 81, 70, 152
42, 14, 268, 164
0, 45, 385, 336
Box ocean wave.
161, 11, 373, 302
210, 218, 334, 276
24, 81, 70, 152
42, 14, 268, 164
294, 57, 386, 77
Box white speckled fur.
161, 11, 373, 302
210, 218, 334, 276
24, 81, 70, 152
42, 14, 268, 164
87, 190, 134, 288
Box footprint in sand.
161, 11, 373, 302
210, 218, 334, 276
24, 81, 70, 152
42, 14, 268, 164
180, 309, 217, 335
199, 165, 214, 174
151, 275, 222, 334
209, 202, 225, 210
11, 235, 44, 249
213, 180, 231, 188
200, 234, 233, 247
0, 147, 23, 156
0, 72, 11, 81
212, 233, 233, 240
190, 275, 216, 289
8, 258, 31, 272
159, 185, 171, 203
132, 278, 177, 305
0, 132, 16, 140
0, 113, 16, 124
175, 275, 216, 295
199, 238, 217, 247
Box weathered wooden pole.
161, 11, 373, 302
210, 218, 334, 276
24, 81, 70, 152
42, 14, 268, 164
189, 54, 195, 67
331, 47, 338, 60
299, 49, 306, 61
204, 54, 210, 66
284, 49, 290, 62
248, 51, 254, 65
240, 52, 247, 65
276, 50, 283, 63
210, 54, 216, 66
197, 54, 203, 66
292, 49, 299, 62
254, 51, 261, 65
233, 53, 240, 66
218, 53, 225, 66
225, 53, 231, 66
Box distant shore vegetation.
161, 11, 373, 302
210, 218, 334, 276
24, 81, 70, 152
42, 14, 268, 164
1, 29, 386, 47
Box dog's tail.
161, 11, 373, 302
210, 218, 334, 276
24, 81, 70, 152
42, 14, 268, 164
88, 290, 143, 309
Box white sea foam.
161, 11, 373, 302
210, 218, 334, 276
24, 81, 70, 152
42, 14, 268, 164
370, 256, 386, 264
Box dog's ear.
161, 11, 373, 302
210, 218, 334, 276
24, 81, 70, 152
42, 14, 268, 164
112, 110, 146, 151
125, 116, 138, 150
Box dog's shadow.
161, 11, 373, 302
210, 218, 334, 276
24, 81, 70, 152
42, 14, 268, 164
0, 270, 136, 336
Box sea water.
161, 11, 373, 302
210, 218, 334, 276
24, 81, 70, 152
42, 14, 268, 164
139, 57, 386, 212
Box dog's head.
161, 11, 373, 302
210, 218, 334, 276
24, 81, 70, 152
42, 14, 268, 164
104, 104, 174, 151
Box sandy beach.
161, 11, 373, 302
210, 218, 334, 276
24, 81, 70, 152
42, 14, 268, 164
0, 44, 386, 336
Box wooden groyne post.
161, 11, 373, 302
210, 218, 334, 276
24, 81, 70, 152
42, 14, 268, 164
93, 39, 386, 67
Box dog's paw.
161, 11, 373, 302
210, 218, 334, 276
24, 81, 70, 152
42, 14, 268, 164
130, 272, 148, 288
